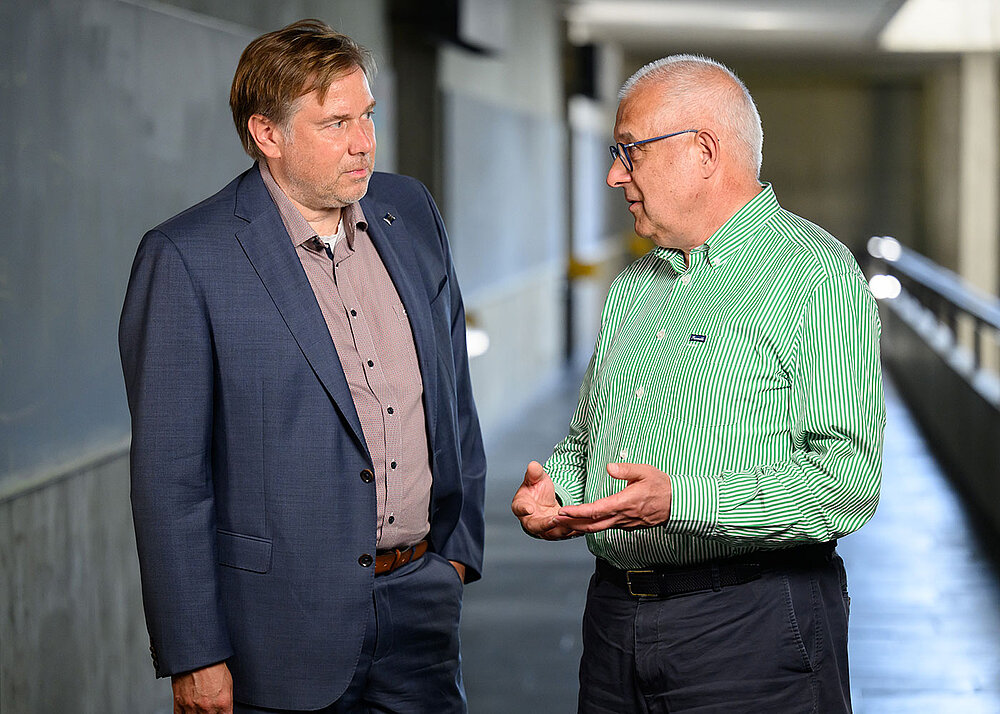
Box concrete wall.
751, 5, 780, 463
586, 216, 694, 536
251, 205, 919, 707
920, 61, 962, 270
0, 451, 161, 713
739, 68, 924, 255
0, 0, 254, 495
438, 0, 572, 432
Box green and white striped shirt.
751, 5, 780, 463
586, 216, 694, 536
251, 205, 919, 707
547, 185, 885, 569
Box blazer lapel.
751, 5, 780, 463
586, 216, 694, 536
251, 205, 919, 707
234, 169, 369, 457
362, 198, 440, 446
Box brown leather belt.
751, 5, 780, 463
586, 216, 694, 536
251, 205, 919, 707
375, 540, 429, 576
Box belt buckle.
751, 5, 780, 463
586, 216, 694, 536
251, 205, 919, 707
625, 569, 657, 598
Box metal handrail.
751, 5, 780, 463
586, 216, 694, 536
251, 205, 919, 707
868, 236, 1000, 371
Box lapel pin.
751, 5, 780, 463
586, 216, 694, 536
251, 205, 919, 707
383, 212, 396, 225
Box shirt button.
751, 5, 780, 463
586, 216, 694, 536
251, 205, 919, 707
680, 274, 691, 285
619, 448, 629, 460
636, 386, 644, 398
350, 309, 357, 317
656, 329, 666, 341
358, 554, 374, 568
360, 469, 374, 483
367, 359, 374, 367
387, 406, 394, 415
388, 516, 395, 524
711, 258, 721, 267
390, 461, 397, 469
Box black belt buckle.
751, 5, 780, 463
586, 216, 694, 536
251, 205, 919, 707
625, 569, 658, 598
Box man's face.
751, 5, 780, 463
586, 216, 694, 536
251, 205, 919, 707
269, 67, 376, 213
606, 82, 700, 251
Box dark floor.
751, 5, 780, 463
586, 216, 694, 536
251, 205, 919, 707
461, 371, 1000, 714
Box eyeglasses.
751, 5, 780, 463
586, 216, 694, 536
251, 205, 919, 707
609, 129, 699, 172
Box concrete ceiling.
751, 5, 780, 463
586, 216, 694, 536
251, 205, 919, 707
565, 0, 910, 56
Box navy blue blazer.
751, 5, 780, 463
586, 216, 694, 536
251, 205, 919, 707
119, 165, 486, 710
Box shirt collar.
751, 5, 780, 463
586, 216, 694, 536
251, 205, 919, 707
653, 183, 780, 273
258, 161, 369, 250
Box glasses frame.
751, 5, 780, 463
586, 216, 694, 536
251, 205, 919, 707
609, 129, 699, 172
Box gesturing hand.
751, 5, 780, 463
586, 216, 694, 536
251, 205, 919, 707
511, 461, 588, 540
555, 462, 672, 533
172, 661, 233, 714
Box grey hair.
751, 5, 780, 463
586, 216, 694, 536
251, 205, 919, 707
620, 54, 763, 178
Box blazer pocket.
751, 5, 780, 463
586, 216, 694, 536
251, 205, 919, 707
217, 530, 272, 573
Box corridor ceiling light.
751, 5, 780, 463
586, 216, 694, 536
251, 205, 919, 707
567, 2, 792, 31
566, 1, 814, 44
880, 0, 1000, 52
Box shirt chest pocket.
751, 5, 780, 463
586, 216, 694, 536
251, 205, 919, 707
667, 326, 758, 427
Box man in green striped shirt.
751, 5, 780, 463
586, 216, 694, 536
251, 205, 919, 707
512, 55, 883, 713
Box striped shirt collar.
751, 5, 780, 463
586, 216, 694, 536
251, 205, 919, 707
258, 161, 368, 250
654, 183, 780, 274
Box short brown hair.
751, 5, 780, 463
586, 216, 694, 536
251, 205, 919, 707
230, 19, 376, 161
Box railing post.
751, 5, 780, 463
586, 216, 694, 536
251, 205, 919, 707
973, 319, 982, 371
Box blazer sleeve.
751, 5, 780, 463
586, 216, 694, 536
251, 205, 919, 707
420, 182, 487, 583
119, 229, 233, 677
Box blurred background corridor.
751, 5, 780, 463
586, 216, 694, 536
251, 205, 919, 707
2, 0, 1000, 711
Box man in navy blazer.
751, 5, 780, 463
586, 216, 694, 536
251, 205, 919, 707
119, 20, 486, 714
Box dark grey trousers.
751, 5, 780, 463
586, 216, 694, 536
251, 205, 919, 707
578, 552, 852, 714
235, 551, 466, 714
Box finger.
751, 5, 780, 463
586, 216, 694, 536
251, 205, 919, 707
550, 514, 601, 531
606, 462, 645, 482
518, 509, 556, 536
537, 516, 589, 539
539, 508, 592, 534
555, 515, 622, 533
557, 503, 605, 520
540, 525, 585, 540
511, 491, 535, 517
558, 493, 624, 520
523, 460, 547, 485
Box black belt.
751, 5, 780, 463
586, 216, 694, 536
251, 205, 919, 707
596, 541, 837, 599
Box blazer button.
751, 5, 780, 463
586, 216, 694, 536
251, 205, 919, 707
359, 553, 374, 567
360, 469, 374, 483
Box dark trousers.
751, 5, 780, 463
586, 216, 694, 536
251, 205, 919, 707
235, 551, 466, 714
578, 551, 852, 714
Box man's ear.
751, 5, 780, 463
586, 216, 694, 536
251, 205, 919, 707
247, 114, 284, 160
695, 129, 721, 178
